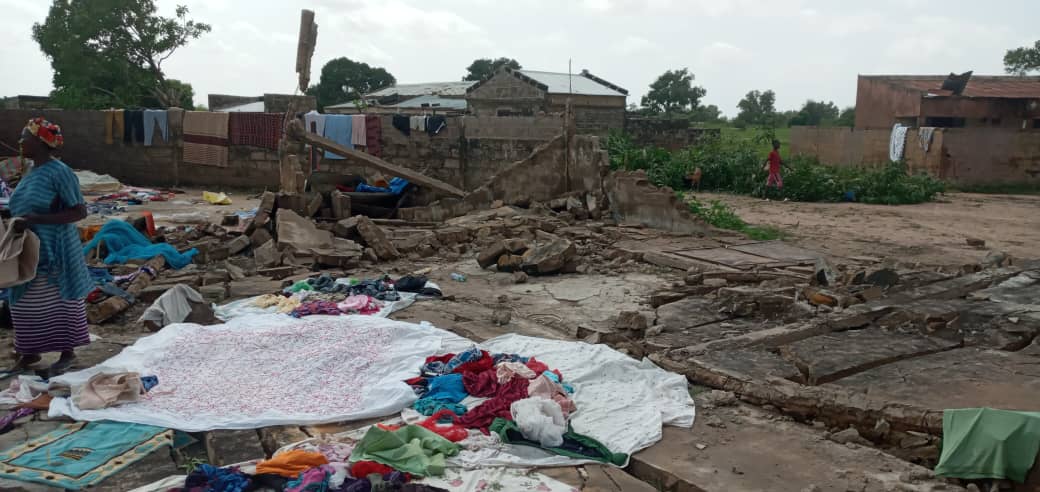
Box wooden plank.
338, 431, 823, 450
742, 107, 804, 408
288, 119, 466, 198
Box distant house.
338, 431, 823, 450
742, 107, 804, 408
855, 73, 1040, 130
2, 95, 52, 110
209, 93, 317, 113
326, 81, 474, 115
465, 68, 628, 135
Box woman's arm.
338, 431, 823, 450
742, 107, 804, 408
25, 204, 88, 225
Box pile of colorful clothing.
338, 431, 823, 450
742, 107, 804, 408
250, 274, 441, 319
406, 346, 627, 465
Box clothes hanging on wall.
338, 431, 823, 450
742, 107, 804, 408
918, 127, 936, 152
142, 110, 169, 146
228, 113, 283, 150
889, 123, 908, 162
182, 111, 230, 167
103, 110, 124, 145
323, 114, 353, 159
427, 116, 447, 136
123, 110, 145, 144
350, 114, 367, 146
304, 110, 326, 137
366, 114, 383, 157
410, 115, 427, 132
392, 115, 410, 136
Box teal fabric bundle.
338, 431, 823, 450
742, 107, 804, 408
934, 408, 1040, 483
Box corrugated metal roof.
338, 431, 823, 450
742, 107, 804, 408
516, 70, 627, 97
866, 75, 1040, 99
388, 95, 467, 110
217, 101, 265, 112
365, 81, 475, 98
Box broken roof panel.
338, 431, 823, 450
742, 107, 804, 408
216, 100, 266, 112
388, 95, 467, 110
365, 81, 476, 98
864, 75, 1040, 99
517, 70, 628, 97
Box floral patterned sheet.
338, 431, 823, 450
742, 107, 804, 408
47, 314, 468, 431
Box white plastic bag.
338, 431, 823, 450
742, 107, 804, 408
510, 397, 567, 447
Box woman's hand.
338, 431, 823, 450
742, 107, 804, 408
11, 217, 30, 233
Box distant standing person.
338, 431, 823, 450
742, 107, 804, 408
7, 117, 93, 373
764, 139, 785, 190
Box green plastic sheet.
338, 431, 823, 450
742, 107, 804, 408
934, 408, 1040, 483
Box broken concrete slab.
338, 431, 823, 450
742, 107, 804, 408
355, 216, 399, 261
276, 209, 333, 252
655, 298, 732, 333
205, 429, 265, 467
520, 232, 576, 275
779, 327, 961, 385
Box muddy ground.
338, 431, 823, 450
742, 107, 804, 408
697, 192, 1040, 267
0, 189, 1037, 491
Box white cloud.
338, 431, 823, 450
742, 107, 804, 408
616, 35, 655, 56
697, 42, 750, 67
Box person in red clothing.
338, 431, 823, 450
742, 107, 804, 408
764, 139, 786, 189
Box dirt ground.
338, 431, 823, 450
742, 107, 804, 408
696, 192, 1040, 268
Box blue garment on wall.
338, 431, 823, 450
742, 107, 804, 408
323, 114, 353, 159
143, 110, 169, 146
356, 177, 410, 195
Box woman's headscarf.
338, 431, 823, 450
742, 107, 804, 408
23, 117, 63, 149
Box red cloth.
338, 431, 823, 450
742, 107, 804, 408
453, 351, 493, 374
462, 369, 499, 397
365, 114, 382, 157
767, 149, 782, 174
228, 113, 283, 150
525, 358, 549, 375
425, 353, 454, 365
455, 377, 529, 432
351, 461, 399, 479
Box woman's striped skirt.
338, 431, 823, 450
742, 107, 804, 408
10, 277, 89, 354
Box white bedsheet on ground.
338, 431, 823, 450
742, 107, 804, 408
48, 314, 464, 431
212, 292, 416, 321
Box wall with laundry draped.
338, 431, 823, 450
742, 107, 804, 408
790, 126, 1040, 186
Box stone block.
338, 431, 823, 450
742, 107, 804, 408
227, 234, 250, 255
250, 227, 273, 248
330, 191, 351, 219
496, 253, 524, 272
477, 240, 507, 269
520, 232, 576, 275
333, 216, 360, 239
355, 216, 399, 261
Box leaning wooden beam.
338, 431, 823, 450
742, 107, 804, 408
87, 256, 167, 324
286, 119, 467, 198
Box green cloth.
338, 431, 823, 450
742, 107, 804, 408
490, 418, 628, 466
287, 280, 314, 293
934, 408, 1040, 483
349, 424, 459, 477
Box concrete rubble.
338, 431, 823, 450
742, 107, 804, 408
1, 147, 1037, 492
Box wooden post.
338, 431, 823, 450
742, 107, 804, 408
281, 154, 299, 193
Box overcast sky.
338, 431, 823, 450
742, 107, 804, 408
2, 0, 1036, 115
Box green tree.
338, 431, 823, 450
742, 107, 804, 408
308, 57, 396, 109
641, 68, 707, 115
463, 57, 522, 81
734, 89, 777, 128
690, 104, 725, 124
836, 106, 856, 127
1004, 40, 1040, 75
33, 1, 210, 109
788, 100, 840, 126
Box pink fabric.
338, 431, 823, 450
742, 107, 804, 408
336, 295, 379, 315
496, 362, 537, 384
528, 375, 576, 416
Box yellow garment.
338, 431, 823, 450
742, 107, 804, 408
104, 110, 124, 145
202, 191, 232, 205
254, 294, 301, 313
255, 450, 329, 478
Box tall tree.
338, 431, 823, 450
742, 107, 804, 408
734, 89, 777, 128
788, 100, 840, 126
837, 106, 856, 127
641, 68, 707, 115
690, 104, 725, 124
463, 58, 521, 81
1004, 40, 1040, 75
308, 57, 396, 109
33, 0, 210, 109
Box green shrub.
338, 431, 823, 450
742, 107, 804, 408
682, 194, 784, 241
605, 130, 945, 205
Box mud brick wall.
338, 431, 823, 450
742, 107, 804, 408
624, 117, 721, 150
0, 109, 281, 189
790, 126, 1040, 186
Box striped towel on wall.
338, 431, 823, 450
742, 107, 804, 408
183, 111, 230, 167
229, 113, 283, 150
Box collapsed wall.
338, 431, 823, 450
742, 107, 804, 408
606, 170, 708, 234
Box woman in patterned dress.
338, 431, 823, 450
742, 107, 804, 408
8, 117, 94, 373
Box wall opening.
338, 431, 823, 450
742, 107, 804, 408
924, 117, 966, 128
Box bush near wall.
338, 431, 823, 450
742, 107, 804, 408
605, 129, 945, 205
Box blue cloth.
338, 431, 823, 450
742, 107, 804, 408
413, 397, 467, 416
492, 353, 530, 365
421, 346, 486, 375
323, 114, 353, 159
142, 110, 169, 145
8, 159, 94, 305
98, 282, 134, 303
88, 267, 113, 285
185, 463, 250, 492
544, 371, 574, 394
356, 177, 410, 195
0, 420, 171, 490
424, 373, 467, 403
141, 376, 159, 392
82, 220, 198, 269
